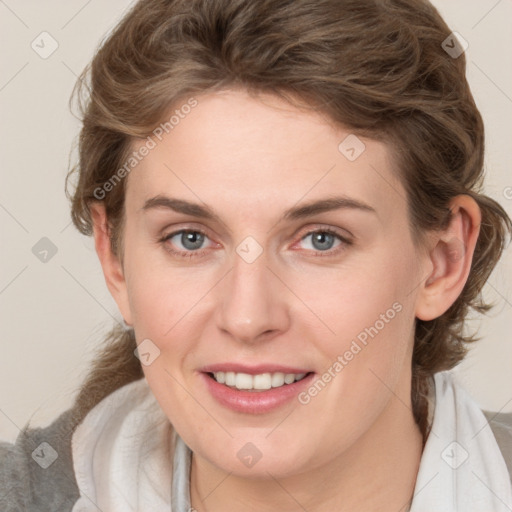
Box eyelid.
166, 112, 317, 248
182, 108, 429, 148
159, 222, 215, 243
294, 223, 353, 243
160, 227, 216, 252
160, 223, 353, 258
290, 225, 352, 257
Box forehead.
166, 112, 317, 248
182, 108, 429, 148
125, 88, 406, 224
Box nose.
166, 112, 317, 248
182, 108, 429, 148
215, 246, 291, 344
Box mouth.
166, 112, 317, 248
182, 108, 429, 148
201, 369, 316, 413
206, 371, 312, 392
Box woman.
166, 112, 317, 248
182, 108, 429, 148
1, 0, 511, 510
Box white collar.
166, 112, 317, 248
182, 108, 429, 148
71, 378, 175, 511
70, 372, 512, 512
410, 371, 512, 511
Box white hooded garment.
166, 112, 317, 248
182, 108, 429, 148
70, 371, 512, 512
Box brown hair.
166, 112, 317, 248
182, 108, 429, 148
65, 0, 512, 440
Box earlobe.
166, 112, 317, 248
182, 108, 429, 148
415, 195, 481, 321
90, 202, 133, 326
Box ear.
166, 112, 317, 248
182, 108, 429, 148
415, 195, 482, 321
90, 202, 133, 326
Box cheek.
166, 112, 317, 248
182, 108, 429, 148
289, 262, 416, 451
299, 242, 418, 391
299, 246, 414, 343
123, 239, 201, 338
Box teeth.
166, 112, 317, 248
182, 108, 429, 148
254, 373, 272, 390
212, 371, 307, 391
225, 372, 236, 386
284, 374, 296, 384
271, 372, 285, 387
235, 373, 254, 390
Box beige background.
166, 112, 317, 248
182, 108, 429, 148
1, 0, 511, 443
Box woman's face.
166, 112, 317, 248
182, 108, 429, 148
116, 88, 427, 477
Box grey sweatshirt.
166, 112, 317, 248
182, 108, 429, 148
1, 406, 511, 511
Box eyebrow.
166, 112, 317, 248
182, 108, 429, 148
141, 194, 376, 222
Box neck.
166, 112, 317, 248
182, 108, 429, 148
189, 394, 424, 512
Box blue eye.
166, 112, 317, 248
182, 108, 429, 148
162, 230, 211, 257
294, 228, 352, 257
300, 230, 341, 252
160, 227, 351, 259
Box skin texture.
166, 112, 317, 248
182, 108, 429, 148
91, 88, 481, 511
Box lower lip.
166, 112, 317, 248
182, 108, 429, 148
201, 372, 315, 414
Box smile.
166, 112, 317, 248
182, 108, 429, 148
210, 371, 308, 391
202, 370, 316, 413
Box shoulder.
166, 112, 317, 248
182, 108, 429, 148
0, 408, 80, 511
483, 409, 512, 485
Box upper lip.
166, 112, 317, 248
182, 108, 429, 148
200, 363, 313, 375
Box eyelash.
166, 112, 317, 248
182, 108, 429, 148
159, 227, 352, 259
